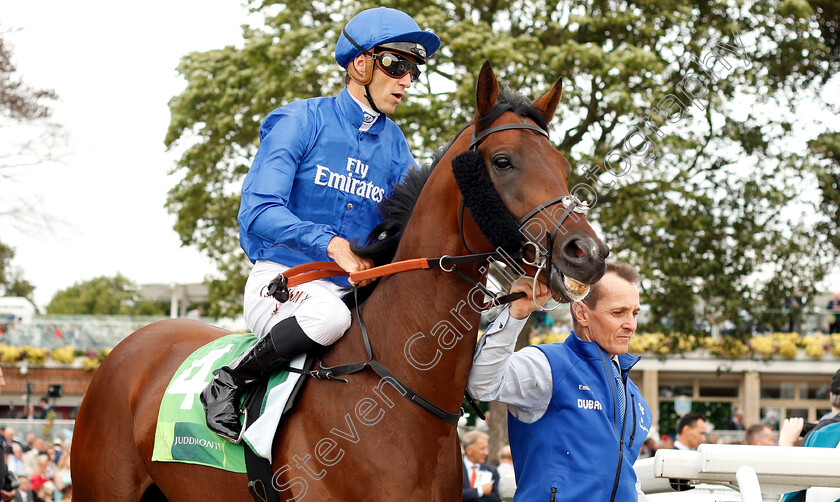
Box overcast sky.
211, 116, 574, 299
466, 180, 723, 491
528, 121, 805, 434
1, 1, 251, 308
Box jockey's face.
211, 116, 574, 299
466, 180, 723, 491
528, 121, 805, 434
348, 51, 417, 115
366, 56, 414, 114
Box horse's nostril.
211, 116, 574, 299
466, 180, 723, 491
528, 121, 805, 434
563, 238, 588, 260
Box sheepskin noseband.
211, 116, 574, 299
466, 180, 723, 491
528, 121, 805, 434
451, 150, 525, 253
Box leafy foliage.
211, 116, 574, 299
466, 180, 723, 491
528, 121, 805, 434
0, 239, 34, 301
809, 132, 840, 253
46, 275, 168, 316
659, 400, 732, 437
0, 37, 56, 121
166, 0, 839, 328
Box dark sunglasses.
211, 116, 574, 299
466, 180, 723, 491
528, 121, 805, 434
373, 52, 421, 82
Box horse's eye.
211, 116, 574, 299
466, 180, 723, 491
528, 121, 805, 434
492, 155, 513, 170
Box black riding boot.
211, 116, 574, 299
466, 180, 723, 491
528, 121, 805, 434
200, 316, 321, 443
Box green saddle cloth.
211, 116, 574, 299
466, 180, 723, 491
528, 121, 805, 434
151, 333, 297, 473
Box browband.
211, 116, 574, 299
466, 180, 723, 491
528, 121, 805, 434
470, 123, 549, 150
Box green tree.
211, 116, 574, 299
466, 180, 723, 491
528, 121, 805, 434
46, 275, 168, 316
809, 132, 840, 254
166, 0, 839, 329
0, 242, 34, 300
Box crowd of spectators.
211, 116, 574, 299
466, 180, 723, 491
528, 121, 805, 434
0, 426, 71, 502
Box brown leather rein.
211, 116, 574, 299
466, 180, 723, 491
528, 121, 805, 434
282, 258, 429, 288
273, 253, 526, 308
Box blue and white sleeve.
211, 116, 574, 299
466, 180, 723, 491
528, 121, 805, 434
466, 308, 553, 423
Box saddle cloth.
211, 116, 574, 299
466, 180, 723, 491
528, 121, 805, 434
151, 333, 307, 472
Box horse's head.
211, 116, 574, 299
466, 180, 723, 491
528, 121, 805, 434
452, 61, 610, 303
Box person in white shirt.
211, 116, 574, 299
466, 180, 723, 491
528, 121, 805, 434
496, 445, 516, 500
467, 263, 652, 501
5, 443, 25, 476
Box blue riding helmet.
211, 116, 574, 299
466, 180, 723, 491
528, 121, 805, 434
335, 7, 441, 68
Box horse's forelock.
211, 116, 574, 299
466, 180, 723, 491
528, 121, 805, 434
476, 88, 550, 134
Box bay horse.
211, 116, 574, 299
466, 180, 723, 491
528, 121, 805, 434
72, 61, 609, 501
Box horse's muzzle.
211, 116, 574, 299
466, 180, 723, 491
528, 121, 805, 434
549, 233, 610, 301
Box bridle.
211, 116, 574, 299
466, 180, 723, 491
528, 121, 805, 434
459, 120, 591, 310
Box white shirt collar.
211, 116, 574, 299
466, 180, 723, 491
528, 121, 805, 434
348, 91, 380, 132
674, 439, 691, 450
463, 455, 480, 471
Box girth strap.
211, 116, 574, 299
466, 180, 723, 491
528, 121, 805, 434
243, 379, 281, 502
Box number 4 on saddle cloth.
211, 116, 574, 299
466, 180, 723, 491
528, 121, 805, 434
152, 333, 311, 472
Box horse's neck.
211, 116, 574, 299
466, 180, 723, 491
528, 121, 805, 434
359, 261, 483, 414
355, 170, 489, 414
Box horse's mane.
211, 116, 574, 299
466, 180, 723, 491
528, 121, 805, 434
477, 88, 549, 136
351, 87, 547, 266
350, 161, 437, 266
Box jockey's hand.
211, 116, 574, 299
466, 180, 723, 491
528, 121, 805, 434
509, 277, 551, 320
1, 489, 16, 502
327, 236, 375, 287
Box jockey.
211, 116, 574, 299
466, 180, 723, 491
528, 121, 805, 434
201, 7, 441, 443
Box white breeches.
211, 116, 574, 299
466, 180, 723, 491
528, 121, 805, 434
243, 260, 352, 346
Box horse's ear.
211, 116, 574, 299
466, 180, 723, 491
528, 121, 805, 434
533, 77, 563, 123
476, 60, 499, 117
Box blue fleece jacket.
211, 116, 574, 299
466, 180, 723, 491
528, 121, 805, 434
507, 333, 652, 501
